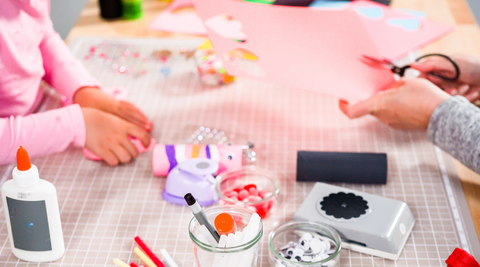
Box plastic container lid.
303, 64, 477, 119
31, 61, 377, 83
214, 213, 236, 235
446, 248, 480, 267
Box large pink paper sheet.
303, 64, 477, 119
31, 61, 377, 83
149, 0, 206, 35
344, 1, 453, 61
151, 0, 452, 62
192, 0, 395, 101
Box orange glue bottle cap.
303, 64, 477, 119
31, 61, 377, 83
214, 213, 236, 235
12, 146, 39, 187
17, 146, 31, 171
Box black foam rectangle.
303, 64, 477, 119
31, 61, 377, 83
296, 151, 387, 184
273, 0, 391, 6
273, 0, 315, 6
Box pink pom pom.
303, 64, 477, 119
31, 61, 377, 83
238, 190, 249, 201
224, 191, 232, 198
244, 184, 257, 191
233, 186, 244, 193
248, 196, 262, 202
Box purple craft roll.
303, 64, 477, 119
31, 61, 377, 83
152, 144, 243, 176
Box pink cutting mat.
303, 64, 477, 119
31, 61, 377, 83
0, 37, 477, 267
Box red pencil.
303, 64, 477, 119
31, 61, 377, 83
134, 236, 166, 267
130, 262, 139, 267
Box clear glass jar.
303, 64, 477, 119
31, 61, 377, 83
215, 166, 280, 219
268, 221, 341, 267
188, 205, 263, 267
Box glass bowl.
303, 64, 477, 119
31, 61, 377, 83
215, 166, 280, 219
268, 221, 341, 267
188, 205, 263, 267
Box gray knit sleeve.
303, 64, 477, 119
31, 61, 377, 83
427, 96, 480, 174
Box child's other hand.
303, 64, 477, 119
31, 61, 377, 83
81, 107, 151, 166
73, 87, 152, 132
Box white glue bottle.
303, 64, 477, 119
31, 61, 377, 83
1, 146, 65, 262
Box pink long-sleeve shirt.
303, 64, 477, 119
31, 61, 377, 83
0, 0, 99, 164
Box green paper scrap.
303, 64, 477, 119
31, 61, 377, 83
243, 0, 275, 5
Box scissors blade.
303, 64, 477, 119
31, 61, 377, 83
361, 55, 394, 68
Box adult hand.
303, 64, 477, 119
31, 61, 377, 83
339, 78, 451, 130
410, 54, 480, 102
82, 107, 151, 166
73, 87, 153, 132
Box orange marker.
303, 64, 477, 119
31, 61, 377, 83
214, 213, 237, 235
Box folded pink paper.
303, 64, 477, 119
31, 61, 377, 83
149, 0, 206, 35
193, 0, 395, 100
345, 1, 454, 61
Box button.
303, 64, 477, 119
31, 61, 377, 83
400, 223, 406, 235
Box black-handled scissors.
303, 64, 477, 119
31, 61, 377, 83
362, 53, 460, 82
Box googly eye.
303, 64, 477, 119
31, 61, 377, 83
280, 241, 294, 251
292, 247, 304, 256
226, 153, 234, 161
310, 238, 324, 254
301, 233, 313, 241
300, 239, 310, 251
301, 255, 313, 262
313, 253, 328, 262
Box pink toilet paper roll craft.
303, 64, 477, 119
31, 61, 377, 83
83, 137, 156, 161
152, 144, 243, 176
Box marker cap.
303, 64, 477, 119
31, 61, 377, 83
446, 248, 480, 267
214, 213, 236, 235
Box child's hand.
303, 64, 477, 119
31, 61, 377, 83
339, 78, 450, 130
81, 107, 151, 166
410, 55, 480, 102
73, 87, 152, 132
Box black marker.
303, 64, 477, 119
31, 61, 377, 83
184, 193, 220, 242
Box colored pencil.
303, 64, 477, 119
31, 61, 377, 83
134, 247, 157, 267
113, 258, 130, 267
134, 236, 166, 267
160, 249, 179, 267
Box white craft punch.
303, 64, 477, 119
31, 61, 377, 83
294, 182, 415, 260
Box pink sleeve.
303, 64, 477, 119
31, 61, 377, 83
0, 104, 86, 165
39, 19, 100, 101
